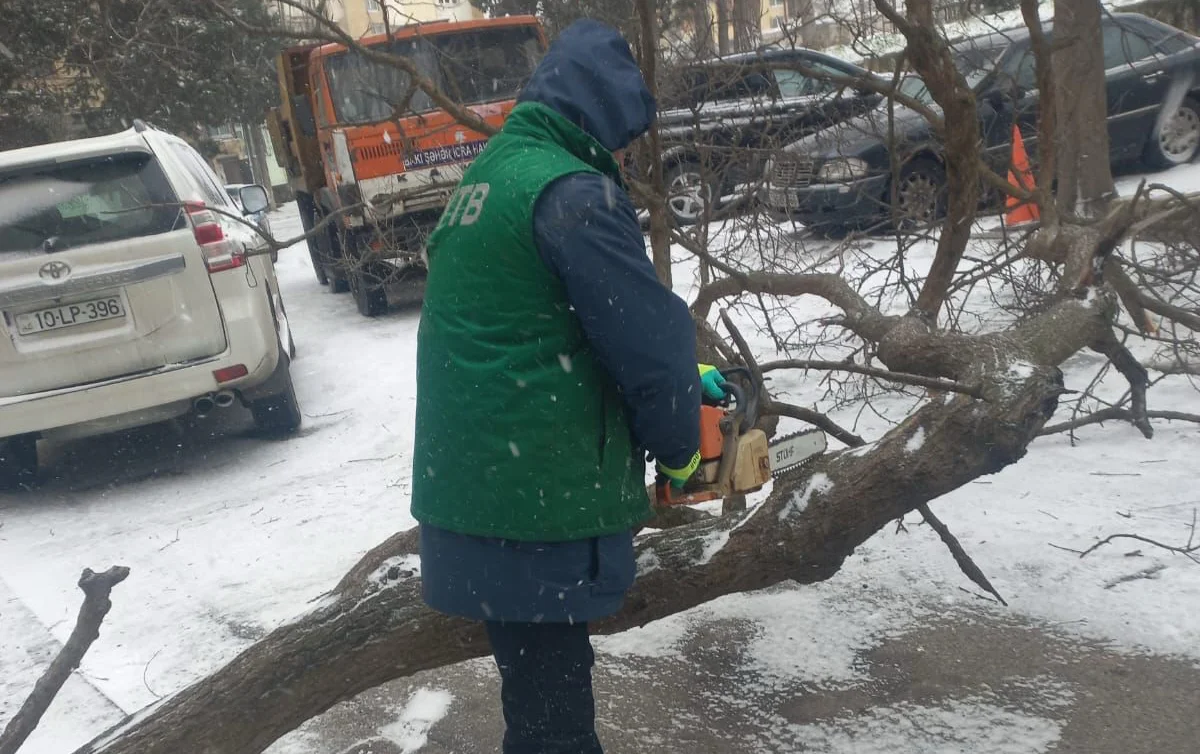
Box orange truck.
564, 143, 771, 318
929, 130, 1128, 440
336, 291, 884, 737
267, 16, 547, 316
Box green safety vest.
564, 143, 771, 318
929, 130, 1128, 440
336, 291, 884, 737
410, 102, 651, 541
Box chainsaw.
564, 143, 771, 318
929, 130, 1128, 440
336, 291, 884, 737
653, 367, 828, 507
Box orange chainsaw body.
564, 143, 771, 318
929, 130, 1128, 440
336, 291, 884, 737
653, 375, 772, 507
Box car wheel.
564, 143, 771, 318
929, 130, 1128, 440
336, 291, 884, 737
665, 161, 715, 226
250, 347, 302, 436
1146, 96, 1200, 169
0, 435, 38, 489
892, 158, 946, 229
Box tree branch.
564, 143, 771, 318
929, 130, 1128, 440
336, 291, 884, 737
1039, 406, 1200, 436
0, 566, 130, 754
760, 359, 984, 398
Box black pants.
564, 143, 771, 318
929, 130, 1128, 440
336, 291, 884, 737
485, 620, 604, 754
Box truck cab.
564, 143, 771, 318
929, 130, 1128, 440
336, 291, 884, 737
268, 16, 546, 316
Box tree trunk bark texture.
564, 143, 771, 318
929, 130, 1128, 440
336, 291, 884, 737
1052, 0, 1115, 216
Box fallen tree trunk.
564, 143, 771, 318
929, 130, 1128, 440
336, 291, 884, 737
73, 286, 1112, 754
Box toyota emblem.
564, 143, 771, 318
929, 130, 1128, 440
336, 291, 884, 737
39, 261, 71, 281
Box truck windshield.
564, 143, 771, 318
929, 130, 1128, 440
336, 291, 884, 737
324, 25, 543, 126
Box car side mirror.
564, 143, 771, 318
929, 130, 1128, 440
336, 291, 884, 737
239, 185, 270, 215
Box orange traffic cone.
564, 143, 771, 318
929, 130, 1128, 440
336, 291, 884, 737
1005, 124, 1040, 226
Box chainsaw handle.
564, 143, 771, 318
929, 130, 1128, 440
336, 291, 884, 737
718, 367, 759, 434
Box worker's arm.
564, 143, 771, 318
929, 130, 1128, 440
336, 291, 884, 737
533, 172, 700, 472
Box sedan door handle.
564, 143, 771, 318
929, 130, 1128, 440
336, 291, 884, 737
1141, 71, 1165, 82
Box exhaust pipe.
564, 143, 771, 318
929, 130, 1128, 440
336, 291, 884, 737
213, 390, 236, 409
193, 395, 216, 417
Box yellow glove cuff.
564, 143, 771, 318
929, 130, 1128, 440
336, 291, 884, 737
658, 450, 702, 482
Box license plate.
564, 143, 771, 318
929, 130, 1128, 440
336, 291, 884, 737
768, 188, 799, 209
13, 296, 126, 335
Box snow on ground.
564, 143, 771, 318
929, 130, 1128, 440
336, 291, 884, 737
379, 688, 454, 753
3, 161, 1200, 753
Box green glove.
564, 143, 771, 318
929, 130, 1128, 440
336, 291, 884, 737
698, 364, 728, 401
658, 450, 701, 489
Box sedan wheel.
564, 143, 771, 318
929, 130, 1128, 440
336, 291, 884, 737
666, 164, 714, 226
894, 159, 946, 229
1149, 97, 1200, 168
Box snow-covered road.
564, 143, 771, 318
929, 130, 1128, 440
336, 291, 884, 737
3, 163, 1200, 754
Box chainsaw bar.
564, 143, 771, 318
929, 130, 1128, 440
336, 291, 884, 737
768, 428, 828, 480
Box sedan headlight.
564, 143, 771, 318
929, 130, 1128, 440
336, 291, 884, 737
816, 157, 869, 182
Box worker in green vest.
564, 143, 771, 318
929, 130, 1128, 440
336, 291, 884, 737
411, 18, 727, 754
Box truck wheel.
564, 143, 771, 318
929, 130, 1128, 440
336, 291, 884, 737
250, 345, 302, 436
351, 266, 389, 317
324, 223, 350, 293
0, 435, 38, 489
297, 193, 329, 286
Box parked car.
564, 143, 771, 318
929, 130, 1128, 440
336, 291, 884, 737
640, 47, 885, 224
0, 122, 300, 487
763, 12, 1200, 232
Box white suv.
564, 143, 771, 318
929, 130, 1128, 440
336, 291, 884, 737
0, 122, 300, 488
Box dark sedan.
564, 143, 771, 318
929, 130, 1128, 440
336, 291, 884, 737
763, 12, 1200, 232
633, 47, 884, 224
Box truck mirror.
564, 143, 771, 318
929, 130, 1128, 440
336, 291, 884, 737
292, 94, 317, 138
240, 185, 270, 215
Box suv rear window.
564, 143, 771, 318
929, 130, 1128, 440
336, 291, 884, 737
0, 153, 183, 255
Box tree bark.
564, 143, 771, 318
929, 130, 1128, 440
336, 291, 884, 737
716, 0, 731, 56
1052, 0, 1115, 216
1, 567, 129, 754
634, 0, 673, 287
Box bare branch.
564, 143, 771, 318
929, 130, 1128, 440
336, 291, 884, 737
1039, 407, 1200, 435
760, 359, 984, 398
0, 567, 130, 754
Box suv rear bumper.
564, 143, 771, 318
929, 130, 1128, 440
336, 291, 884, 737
0, 294, 279, 440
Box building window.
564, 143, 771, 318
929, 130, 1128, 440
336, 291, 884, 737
368, 22, 387, 35
771, 16, 785, 29
771, 0, 785, 6
367, 0, 381, 10
436, 0, 458, 5
208, 123, 235, 140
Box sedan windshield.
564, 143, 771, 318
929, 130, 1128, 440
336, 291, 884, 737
951, 43, 1009, 89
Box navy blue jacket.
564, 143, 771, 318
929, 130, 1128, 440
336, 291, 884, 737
420, 19, 698, 624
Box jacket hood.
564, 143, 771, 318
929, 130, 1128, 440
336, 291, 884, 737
517, 19, 656, 152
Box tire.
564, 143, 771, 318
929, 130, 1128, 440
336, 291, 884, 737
1145, 96, 1200, 169
297, 193, 329, 286
350, 265, 389, 317
891, 157, 946, 229
323, 223, 351, 293
0, 435, 38, 490
250, 348, 302, 436
341, 231, 389, 317
665, 160, 715, 226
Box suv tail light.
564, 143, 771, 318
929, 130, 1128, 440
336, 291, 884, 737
185, 202, 244, 273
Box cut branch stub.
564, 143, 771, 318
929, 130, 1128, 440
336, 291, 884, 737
1, 566, 130, 754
